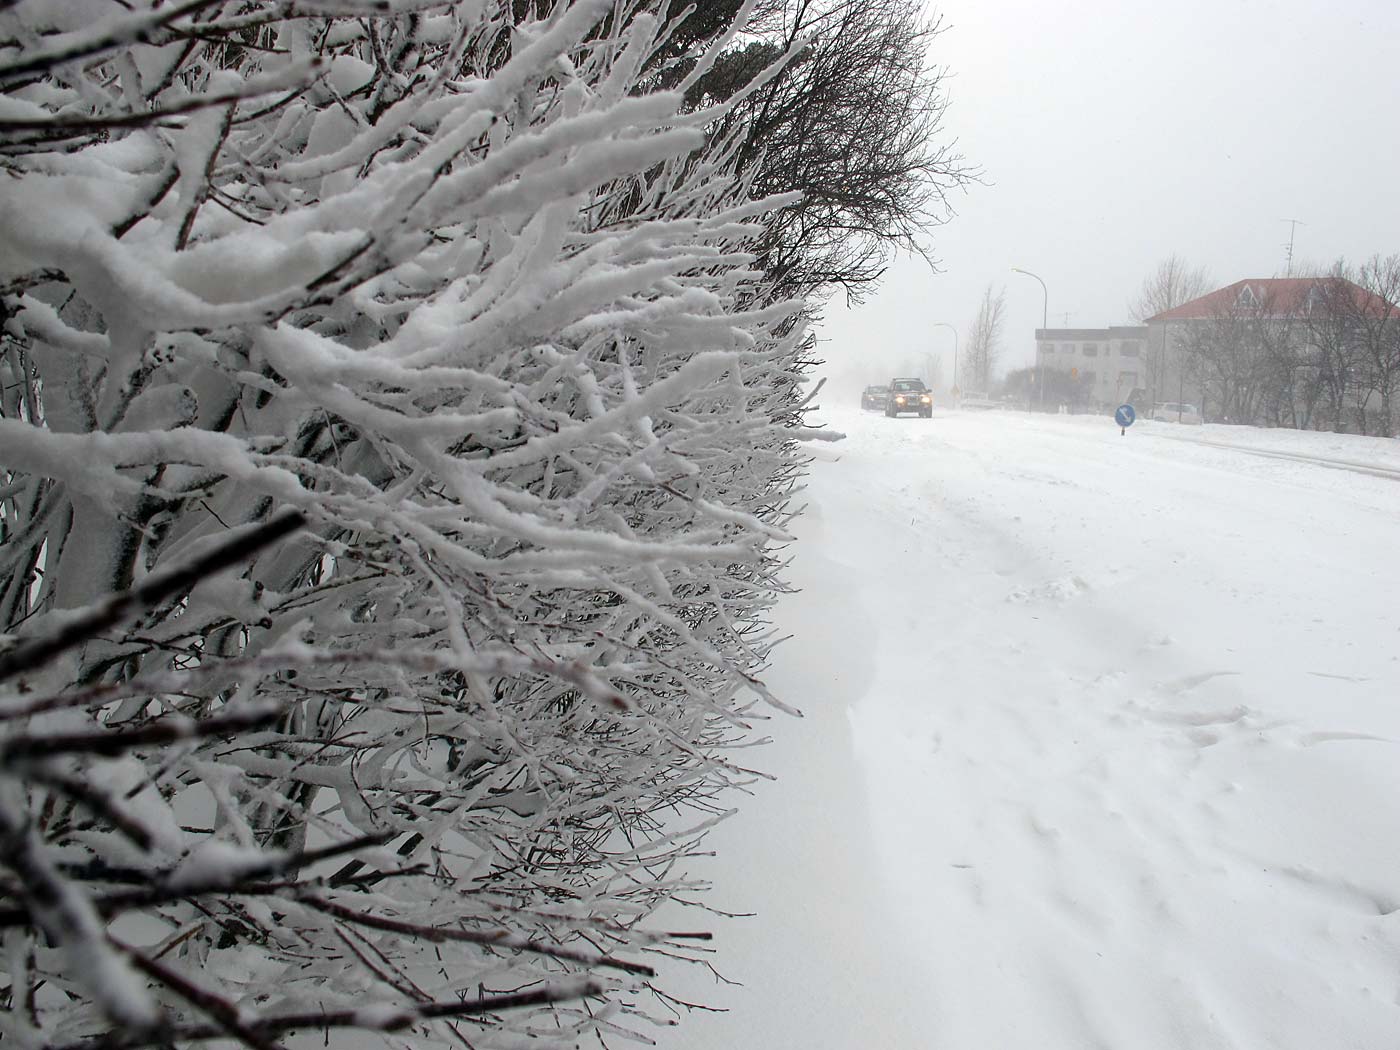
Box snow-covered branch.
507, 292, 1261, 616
0, 0, 817, 1043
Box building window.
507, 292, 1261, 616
1082, 370, 1096, 386
1120, 342, 1140, 357
1119, 371, 1138, 388
1081, 344, 1098, 357
1039, 342, 1053, 355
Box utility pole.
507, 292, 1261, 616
1281, 218, 1306, 276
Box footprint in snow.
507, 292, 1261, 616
1136, 703, 1252, 728
1160, 670, 1240, 695
1006, 575, 1091, 604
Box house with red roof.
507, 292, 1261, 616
1141, 276, 1400, 432
1147, 277, 1395, 325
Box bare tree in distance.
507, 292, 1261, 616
1132, 255, 1212, 405
1299, 270, 1362, 432
963, 285, 1007, 392
1177, 300, 1261, 425
685, 0, 974, 302
1252, 290, 1310, 429
1130, 255, 1214, 321
1343, 255, 1400, 435
1301, 258, 1400, 435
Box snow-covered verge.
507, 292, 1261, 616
1040, 410, 1400, 475
666, 406, 1400, 1049
0, 1, 821, 1046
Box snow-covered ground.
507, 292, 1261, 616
666, 407, 1400, 1050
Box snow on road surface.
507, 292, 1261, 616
667, 407, 1400, 1050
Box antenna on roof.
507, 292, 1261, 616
1281, 218, 1306, 276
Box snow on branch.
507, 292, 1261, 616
0, 0, 818, 1044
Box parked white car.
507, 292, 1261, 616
1151, 402, 1202, 424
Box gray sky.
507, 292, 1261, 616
818, 0, 1400, 394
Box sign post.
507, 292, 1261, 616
1114, 403, 1136, 437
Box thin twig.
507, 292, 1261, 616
50, 981, 606, 1050
299, 894, 657, 977
119, 943, 289, 1050
0, 707, 283, 763
0, 509, 305, 681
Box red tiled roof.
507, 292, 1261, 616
1146, 277, 1397, 322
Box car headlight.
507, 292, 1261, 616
921, 395, 931, 403
895, 396, 905, 403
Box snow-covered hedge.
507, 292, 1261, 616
0, 0, 824, 1044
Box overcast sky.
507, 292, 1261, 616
817, 0, 1400, 395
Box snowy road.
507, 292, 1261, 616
668, 407, 1400, 1050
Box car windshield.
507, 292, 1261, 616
892, 381, 925, 392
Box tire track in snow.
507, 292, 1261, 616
1153, 432, 1400, 482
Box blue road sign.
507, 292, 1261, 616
1114, 404, 1136, 427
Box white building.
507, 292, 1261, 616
1035, 326, 1148, 407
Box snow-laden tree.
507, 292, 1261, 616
0, 0, 832, 1044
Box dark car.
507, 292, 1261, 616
885, 377, 932, 417
861, 384, 889, 411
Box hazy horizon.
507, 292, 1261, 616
817, 0, 1400, 396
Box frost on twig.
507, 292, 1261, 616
0, 0, 815, 1044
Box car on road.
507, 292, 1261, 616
885, 378, 932, 418
861, 384, 889, 411
1151, 401, 1202, 424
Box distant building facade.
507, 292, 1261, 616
1034, 326, 1148, 407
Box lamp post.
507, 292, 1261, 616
933, 322, 958, 400
1011, 267, 1048, 410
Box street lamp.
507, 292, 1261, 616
1011, 267, 1048, 410
933, 322, 958, 399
